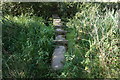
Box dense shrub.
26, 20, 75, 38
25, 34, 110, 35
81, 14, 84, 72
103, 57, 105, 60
62, 3, 120, 78
2, 2, 59, 19
2, 15, 54, 78
2, 2, 118, 19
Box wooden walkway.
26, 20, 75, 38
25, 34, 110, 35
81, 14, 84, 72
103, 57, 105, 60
51, 14, 68, 70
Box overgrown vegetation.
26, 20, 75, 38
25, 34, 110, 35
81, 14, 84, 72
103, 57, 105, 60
64, 3, 120, 78
2, 15, 54, 78
2, 2, 120, 78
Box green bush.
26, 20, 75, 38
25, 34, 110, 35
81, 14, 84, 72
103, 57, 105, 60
62, 3, 119, 78
2, 15, 54, 78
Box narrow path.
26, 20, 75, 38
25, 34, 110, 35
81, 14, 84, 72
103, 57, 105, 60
51, 14, 68, 70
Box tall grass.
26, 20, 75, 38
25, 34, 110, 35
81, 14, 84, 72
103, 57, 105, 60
61, 3, 119, 78
2, 15, 54, 78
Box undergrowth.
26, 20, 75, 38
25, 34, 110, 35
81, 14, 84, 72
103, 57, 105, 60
2, 15, 54, 78
62, 3, 120, 78
2, 3, 120, 79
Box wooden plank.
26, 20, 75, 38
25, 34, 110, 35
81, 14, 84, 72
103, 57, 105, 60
53, 40, 68, 45
53, 19, 62, 26
55, 28, 67, 34
54, 25, 66, 29
51, 46, 66, 70
55, 35, 65, 40
52, 14, 60, 19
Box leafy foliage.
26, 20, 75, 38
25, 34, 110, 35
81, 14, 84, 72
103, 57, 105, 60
2, 2, 119, 78
2, 15, 54, 78
64, 3, 120, 78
